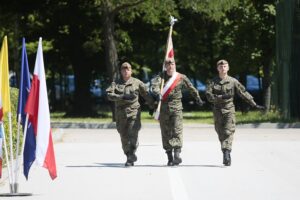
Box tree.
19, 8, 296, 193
218, 0, 276, 111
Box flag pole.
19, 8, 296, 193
154, 16, 177, 120
14, 114, 32, 195
0, 118, 33, 197
0, 123, 13, 189
8, 112, 15, 192
13, 114, 22, 191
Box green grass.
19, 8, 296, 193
51, 112, 113, 123
51, 110, 286, 124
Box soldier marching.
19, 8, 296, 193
106, 62, 155, 166
206, 59, 264, 166
151, 57, 204, 166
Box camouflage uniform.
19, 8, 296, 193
151, 73, 203, 153
106, 77, 154, 158
206, 75, 257, 151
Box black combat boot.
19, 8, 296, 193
166, 150, 174, 166
222, 149, 231, 166
173, 148, 182, 165
125, 156, 134, 167
125, 151, 137, 167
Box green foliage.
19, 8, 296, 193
0, 0, 277, 116
51, 110, 285, 124
179, 0, 239, 20
2, 88, 20, 166
236, 110, 283, 124
26, 39, 53, 54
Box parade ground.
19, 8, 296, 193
0, 124, 300, 200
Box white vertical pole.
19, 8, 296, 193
15, 114, 29, 184
1, 123, 13, 189
8, 112, 15, 192
14, 114, 22, 186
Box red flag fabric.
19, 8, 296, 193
166, 35, 174, 60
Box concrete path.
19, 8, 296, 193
1, 125, 300, 200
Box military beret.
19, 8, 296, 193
165, 57, 175, 64
121, 62, 132, 69
217, 59, 228, 66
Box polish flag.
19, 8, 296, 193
166, 35, 174, 60
154, 27, 176, 120
25, 38, 57, 180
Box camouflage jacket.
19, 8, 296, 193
206, 75, 256, 109
151, 72, 202, 111
106, 77, 154, 112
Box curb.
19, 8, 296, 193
51, 122, 117, 129
50, 122, 300, 129
236, 122, 300, 129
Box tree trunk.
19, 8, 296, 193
103, 8, 118, 121
103, 11, 118, 82
262, 58, 273, 111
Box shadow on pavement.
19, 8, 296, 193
65, 163, 225, 168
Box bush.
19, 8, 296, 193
2, 87, 20, 166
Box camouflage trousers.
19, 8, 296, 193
159, 109, 183, 151
116, 109, 141, 155
213, 107, 236, 151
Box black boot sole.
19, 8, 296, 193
125, 162, 134, 167
173, 158, 182, 165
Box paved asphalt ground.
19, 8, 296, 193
1, 124, 300, 200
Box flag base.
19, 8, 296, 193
0, 193, 32, 197
0, 183, 32, 197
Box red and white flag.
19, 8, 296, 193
166, 35, 174, 60
154, 31, 178, 120
25, 38, 57, 180
162, 34, 181, 100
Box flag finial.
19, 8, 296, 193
170, 16, 177, 26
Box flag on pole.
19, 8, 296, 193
18, 38, 36, 179
161, 33, 180, 100
165, 34, 174, 61
0, 42, 2, 178
154, 19, 177, 120
0, 36, 11, 179
25, 38, 57, 180
0, 36, 11, 119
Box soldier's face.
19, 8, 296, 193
217, 63, 229, 75
165, 62, 176, 76
121, 67, 132, 81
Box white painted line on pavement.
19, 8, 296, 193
167, 168, 189, 200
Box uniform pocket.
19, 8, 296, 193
115, 85, 125, 95
125, 107, 138, 119
224, 83, 233, 95
213, 85, 222, 95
